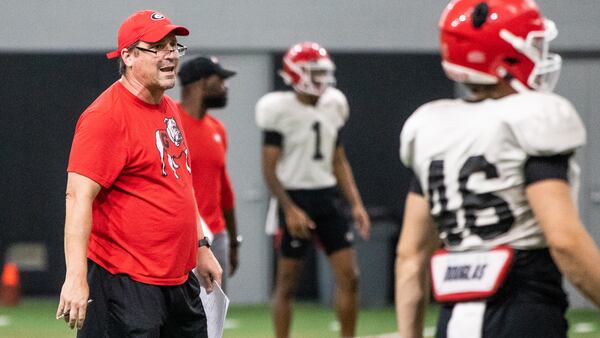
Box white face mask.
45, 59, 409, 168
281, 58, 336, 97
500, 19, 562, 92
295, 65, 336, 96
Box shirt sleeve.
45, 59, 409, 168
215, 117, 234, 209
221, 169, 235, 210
399, 110, 421, 168
335, 126, 345, 146
337, 89, 350, 123
215, 116, 228, 150
255, 94, 280, 131
67, 109, 128, 188
263, 130, 283, 146
524, 153, 571, 185
408, 171, 424, 195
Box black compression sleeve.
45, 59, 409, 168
335, 126, 345, 146
263, 130, 283, 146
408, 171, 424, 195
524, 153, 571, 185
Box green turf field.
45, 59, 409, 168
1, 298, 599, 337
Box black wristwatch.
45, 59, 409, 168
231, 235, 243, 249
198, 237, 211, 248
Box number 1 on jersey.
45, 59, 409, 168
312, 121, 324, 160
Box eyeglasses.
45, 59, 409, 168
135, 43, 187, 58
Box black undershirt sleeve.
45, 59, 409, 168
335, 126, 345, 146
408, 171, 424, 196
263, 130, 283, 147
524, 153, 572, 185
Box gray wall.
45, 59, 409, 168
2, 1, 600, 52
3, 1, 600, 307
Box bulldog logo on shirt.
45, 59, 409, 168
155, 117, 191, 179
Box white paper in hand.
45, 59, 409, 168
199, 281, 230, 338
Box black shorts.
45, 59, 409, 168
435, 249, 568, 338
277, 186, 353, 258
78, 260, 208, 338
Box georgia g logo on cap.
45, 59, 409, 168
151, 12, 165, 20
105, 10, 189, 59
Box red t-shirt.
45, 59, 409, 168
68, 81, 197, 285
178, 105, 234, 235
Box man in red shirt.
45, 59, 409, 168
177, 56, 241, 292
56, 10, 221, 337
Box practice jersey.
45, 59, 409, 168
178, 106, 234, 235
256, 87, 349, 189
400, 91, 586, 251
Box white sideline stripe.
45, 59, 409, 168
223, 319, 239, 330
0, 315, 10, 327
358, 334, 399, 338
329, 320, 341, 332
358, 326, 435, 338
573, 322, 596, 333
423, 327, 436, 337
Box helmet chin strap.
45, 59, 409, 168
293, 82, 327, 97
293, 71, 334, 97
509, 78, 530, 93
498, 67, 530, 93
279, 70, 294, 86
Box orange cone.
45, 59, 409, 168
0, 262, 21, 306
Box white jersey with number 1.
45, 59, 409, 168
256, 87, 349, 190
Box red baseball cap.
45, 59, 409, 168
106, 10, 189, 59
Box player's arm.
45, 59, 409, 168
527, 179, 600, 307
57, 172, 101, 329
221, 171, 240, 276
332, 145, 370, 239
261, 144, 293, 213
219, 129, 240, 275
222, 207, 239, 275
395, 191, 440, 338
261, 143, 315, 238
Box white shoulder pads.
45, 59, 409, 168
255, 92, 287, 131
509, 93, 586, 156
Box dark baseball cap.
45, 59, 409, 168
178, 56, 236, 85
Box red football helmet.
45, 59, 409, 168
280, 42, 336, 96
439, 0, 561, 91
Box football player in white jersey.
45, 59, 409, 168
395, 1, 600, 337
256, 42, 371, 338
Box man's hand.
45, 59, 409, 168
196, 246, 223, 293
56, 276, 90, 330
229, 246, 239, 276
352, 205, 371, 240
284, 204, 316, 239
